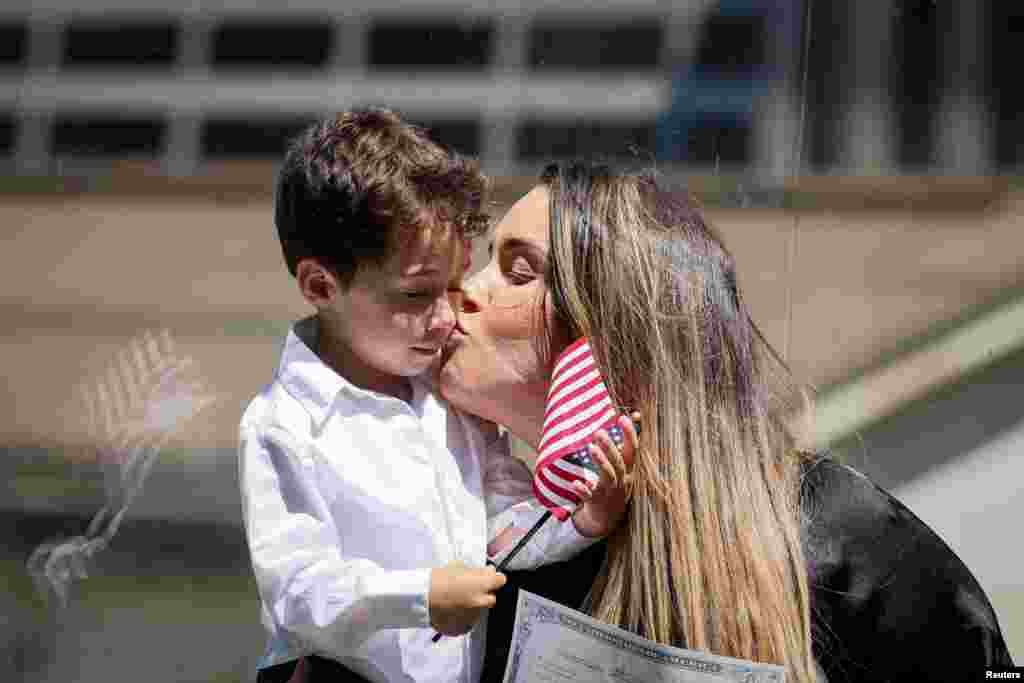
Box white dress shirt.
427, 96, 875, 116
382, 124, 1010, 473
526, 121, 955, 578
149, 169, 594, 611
238, 317, 597, 682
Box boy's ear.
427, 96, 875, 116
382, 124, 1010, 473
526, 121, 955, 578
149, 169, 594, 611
296, 258, 339, 308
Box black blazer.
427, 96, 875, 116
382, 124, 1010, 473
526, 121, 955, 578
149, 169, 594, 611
482, 456, 1014, 682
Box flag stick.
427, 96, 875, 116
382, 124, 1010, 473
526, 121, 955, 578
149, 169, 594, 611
491, 509, 553, 572
431, 413, 635, 642
431, 510, 553, 643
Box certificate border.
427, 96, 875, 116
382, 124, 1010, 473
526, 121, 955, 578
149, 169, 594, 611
505, 590, 785, 683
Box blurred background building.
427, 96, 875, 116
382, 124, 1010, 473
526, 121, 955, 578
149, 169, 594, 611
0, 0, 1017, 177
1, 0, 1022, 680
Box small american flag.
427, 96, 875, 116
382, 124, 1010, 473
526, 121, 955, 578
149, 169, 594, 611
437, 338, 626, 646
533, 338, 624, 522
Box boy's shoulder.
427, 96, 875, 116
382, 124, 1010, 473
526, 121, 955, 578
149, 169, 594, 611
240, 317, 321, 436
238, 374, 310, 439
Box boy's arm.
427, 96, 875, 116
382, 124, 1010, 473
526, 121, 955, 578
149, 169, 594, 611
482, 431, 602, 570
239, 425, 431, 658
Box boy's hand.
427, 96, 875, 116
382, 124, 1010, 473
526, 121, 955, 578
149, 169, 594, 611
571, 412, 640, 539
428, 562, 507, 637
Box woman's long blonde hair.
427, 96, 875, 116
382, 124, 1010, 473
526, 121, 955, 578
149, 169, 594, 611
540, 162, 816, 682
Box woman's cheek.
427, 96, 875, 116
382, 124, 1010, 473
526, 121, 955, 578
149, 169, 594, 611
482, 293, 542, 342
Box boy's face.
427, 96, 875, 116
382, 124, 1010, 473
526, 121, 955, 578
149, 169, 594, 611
325, 227, 465, 384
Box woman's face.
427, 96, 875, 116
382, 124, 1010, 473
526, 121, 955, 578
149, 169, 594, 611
439, 186, 568, 447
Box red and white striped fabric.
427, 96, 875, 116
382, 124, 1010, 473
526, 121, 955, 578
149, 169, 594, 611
533, 338, 621, 521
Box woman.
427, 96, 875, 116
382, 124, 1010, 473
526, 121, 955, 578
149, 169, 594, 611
438, 161, 1014, 682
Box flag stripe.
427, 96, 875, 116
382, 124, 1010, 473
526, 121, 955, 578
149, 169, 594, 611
551, 338, 591, 377
539, 392, 613, 452
533, 474, 579, 520
543, 374, 606, 425
533, 337, 621, 521
538, 405, 617, 460
544, 365, 602, 415
537, 469, 581, 506
550, 349, 593, 389
548, 459, 601, 486
547, 456, 599, 484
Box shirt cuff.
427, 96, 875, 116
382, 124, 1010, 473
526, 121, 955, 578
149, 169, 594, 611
487, 502, 601, 569
551, 512, 602, 561
352, 567, 432, 630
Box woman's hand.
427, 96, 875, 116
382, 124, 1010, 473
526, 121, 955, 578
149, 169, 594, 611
571, 412, 640, 538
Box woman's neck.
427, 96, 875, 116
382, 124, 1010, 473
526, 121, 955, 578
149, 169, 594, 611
496, 402, 546, 453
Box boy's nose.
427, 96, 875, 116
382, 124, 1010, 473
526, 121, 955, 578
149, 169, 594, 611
459, 277, 483, 314
432, 295, 457, 332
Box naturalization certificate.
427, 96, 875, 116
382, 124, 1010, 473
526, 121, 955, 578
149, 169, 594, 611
502, 590, 787, 683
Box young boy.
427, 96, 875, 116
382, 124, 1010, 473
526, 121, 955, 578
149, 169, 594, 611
239, 109, 628, 683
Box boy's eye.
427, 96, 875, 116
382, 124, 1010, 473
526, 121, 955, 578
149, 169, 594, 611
404, 290, 432, 300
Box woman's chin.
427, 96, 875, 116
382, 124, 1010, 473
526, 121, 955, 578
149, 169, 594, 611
436, 361, 465, 406
438, 363, 493, 421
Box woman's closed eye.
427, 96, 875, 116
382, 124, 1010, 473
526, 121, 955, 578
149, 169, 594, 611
504, 255, 537, 285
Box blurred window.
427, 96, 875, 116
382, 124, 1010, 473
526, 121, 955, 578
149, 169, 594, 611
528, 20, 662, 71
657, 6, 771, 168
0, 21, 27, 67
368, 20, 493, 70
62, 20, 179, 68
693, 14, 766, 77
805, 0, 844, 171
685, 114, 752, 166
992, 4, 1022, 170
0, 113, 15, 156
517, 119, 656, 161
891, 0, 941, 170
200, 117, 315, 159
211, 21, 334, 70
51, 115, 166, 157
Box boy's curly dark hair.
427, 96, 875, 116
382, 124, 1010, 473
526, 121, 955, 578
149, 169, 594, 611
274, 107, 490, 284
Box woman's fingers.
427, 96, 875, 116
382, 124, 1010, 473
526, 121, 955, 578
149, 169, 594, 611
620, 412, 641, 469
590, 431, 623, 488
572, 479, 594, 501
583, 412, 644, 502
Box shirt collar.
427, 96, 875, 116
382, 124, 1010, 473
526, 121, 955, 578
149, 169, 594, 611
276, 316, 341, 429
277, 316, 436, 429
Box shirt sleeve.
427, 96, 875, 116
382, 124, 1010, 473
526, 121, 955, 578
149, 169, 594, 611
481, 431, 600, 569
239, 424, 432, 658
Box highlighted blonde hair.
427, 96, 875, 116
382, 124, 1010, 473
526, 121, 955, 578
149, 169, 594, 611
540, 162, 816, 682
